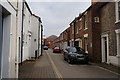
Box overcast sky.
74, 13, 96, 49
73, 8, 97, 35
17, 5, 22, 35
28, 1, 91, 38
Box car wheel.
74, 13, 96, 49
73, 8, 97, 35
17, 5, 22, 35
85, 61, 88, 64
64, 57, 67, 61
68, 58, 72, 64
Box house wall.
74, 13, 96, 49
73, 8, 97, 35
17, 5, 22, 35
22, 3, 31, 61
0, 0, 17, 78
30, 15, 39, 58
100, 2, 120, 66
92, 4, 102, 62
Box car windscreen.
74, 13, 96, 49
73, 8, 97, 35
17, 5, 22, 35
44, 46, 48, 48
68, 47, 77, 53
76, 47, 85, 53
54, 47, 59, 49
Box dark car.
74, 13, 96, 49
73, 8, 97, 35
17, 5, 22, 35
63, 46, 89, 64
53, 47, 61, 53
43, 46, 48, 50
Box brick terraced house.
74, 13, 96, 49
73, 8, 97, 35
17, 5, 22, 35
53, 1, 120, 66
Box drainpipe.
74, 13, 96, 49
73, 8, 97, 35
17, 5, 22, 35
21, 0, 25, 65
15, 0, 19, 78
41, 25, 43, 56
38, 20, 40, 58
73, 21, 76, 47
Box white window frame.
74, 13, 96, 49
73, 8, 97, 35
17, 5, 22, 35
115, 29, 120, 57
94, 17, 100, 23
76, 26, 78, 34
115, 0, 120, 23
72, 26, 74, 34
79, 39, 82, 48
84, 34, 88, 53
84, 14, 88, 30
79, 18, 82, 30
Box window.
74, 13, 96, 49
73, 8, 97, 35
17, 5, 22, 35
79, 39, 82, 48
76, 26, 78, 34
118, 34, 120, 55
84, 14, 88, 30
116, 0, 120, 22
79, 19, 82, 30
84, 38, 88, 53
94, 17, 100, 23
72, 26, 74, 34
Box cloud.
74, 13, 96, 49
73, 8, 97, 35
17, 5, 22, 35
28, 2, 91, 37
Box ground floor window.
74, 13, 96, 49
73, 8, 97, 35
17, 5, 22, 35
118, 34, 120, 56
84, 38, 88, 53
115, 29, 120, 57
79, 39, 82, 48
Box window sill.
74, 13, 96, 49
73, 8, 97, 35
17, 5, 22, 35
84, 28, 88, 30
79, 28, 82, 30
116, 55, 120, 58
115, 20, 120, 24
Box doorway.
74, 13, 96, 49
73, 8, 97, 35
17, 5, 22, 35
101, 34, 109, 63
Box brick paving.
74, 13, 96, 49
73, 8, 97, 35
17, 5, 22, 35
19, 51, 56, 78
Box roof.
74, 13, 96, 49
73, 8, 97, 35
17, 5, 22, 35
32, 14, 42, 23
24, 0, 32, 15
46, 38, 56, 42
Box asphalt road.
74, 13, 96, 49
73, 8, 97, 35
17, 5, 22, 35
45, 49, 119, 79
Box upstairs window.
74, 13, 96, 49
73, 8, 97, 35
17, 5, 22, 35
84, 13, 88, 30
72, 26, 74, 34
79, 18, 82, 30
76, 26, 78, 34
116, 0, 120, 22
94, 17, 100, 23
118, 1, 120, 20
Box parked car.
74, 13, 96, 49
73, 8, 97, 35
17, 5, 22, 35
43, 46, 48, 50
63, 46, 89, 64
53, 47, 61, 53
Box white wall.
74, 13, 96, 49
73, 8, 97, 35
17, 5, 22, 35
22, 3, 32, 61
30, 15, 39, 58
0, 0, 17, 78
109, 56, 120, 67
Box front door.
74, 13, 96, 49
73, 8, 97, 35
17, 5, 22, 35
103, 37, 107, 62
102, 35, 109, 63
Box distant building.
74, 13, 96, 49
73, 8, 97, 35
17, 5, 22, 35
44, 35, 57, 48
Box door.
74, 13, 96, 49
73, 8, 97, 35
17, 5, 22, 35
101, 35, 109, 63
75, 41, 79, 47
103, 37, 107, 62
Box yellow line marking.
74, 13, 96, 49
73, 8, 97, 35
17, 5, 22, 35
46, 51, 63, 79
95, 65, 120, 76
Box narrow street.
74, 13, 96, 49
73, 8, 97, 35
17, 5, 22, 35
19, 49, 119, 79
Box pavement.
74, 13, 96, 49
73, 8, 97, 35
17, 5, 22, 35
19, 50, 56, 78
19, 49, 120, 80
90, 62, 120, 75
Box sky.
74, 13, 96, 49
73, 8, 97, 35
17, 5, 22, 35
28, 1, 91, 38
